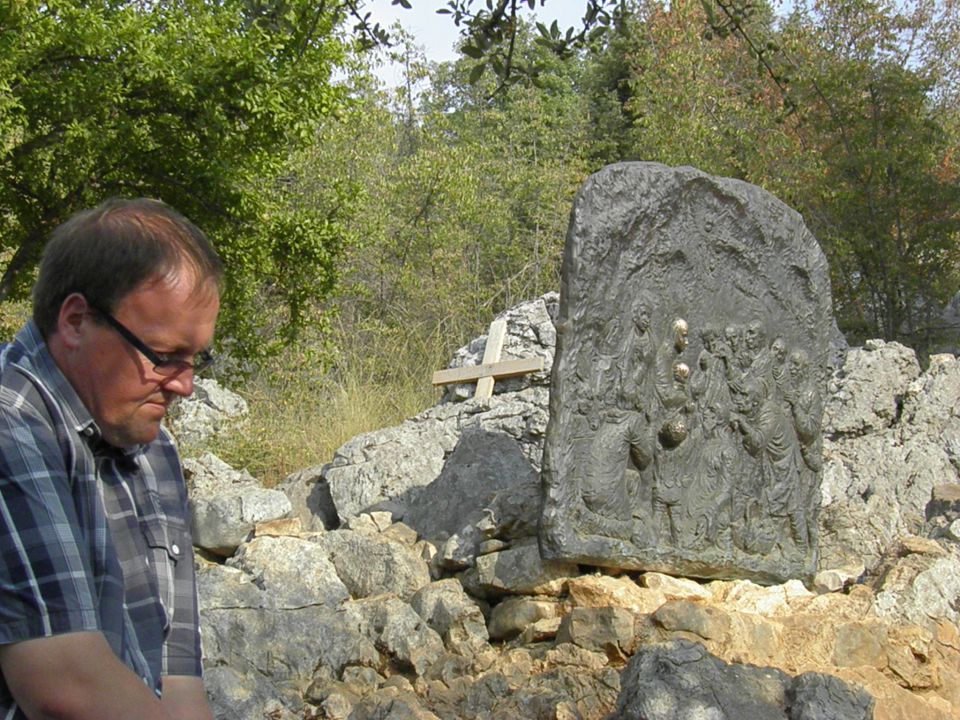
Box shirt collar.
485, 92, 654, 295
6, 321, 144, 457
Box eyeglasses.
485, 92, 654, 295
90, 306, 215, 376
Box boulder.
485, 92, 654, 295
616, 640, 874, 720
277, 463, 339, 531
322, 387, 548, 525
185, 452, 292, 556
819, 348, 960, 574
441, 293, 558, 402
344, 595, 446, 677
315, 528, 432, 601
166, 377, 248, 448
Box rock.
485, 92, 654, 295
344, 596, 445, 677
818, 350, 960, 574
652, 600, 732, 642
442, 293, 558, 402
402, 427, 539, 545
788, 672, 876, 720
872, 544, 960, 627
409, 579, 490, 657
345, 688, 442, 720
277, 464, 339, 531
199, 562, 380, 719
185, 452, 292, 556
566, 574, 666, 614
824, 340, 920, 437
556, 607, 636, 660
927, 484, 960, 524
166, 377, 248, 448
714, 578, 813, 616
315, 529, 432, 601
639, 572, 712, 601
542, 161, 832, 584
616, 640, 874, 720
814, 564, 865, 594
323, 387, 548, 525
227, 535, 349, 610
832, 622, 888, 668
487, 596, 564, 641
460, 540, 579, 598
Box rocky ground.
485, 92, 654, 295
172, 295, 960, 720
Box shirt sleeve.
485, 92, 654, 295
0, 390, 101, 644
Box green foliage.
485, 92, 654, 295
775, 0, 960, 349
582, 0, 959, 351
0, 0, 350, 362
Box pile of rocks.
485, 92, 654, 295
184, 297, 960, 720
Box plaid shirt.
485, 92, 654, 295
0, 322, 202, 718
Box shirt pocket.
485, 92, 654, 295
140, 512, 188, 630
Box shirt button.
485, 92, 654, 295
171, 543, 180, 556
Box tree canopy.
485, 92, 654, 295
2, 0, 957, 367
0, 0, 351, 360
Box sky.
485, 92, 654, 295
366, 1, 587, 86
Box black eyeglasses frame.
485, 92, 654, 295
89, 305, 214, 376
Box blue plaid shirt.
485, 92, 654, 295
0, 322, 202, 718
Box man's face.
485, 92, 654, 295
68, 269, 220, 447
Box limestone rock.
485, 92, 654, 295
166, 377, 248, 448
823, 340, 920, 437
556, 607, 636, 660
442, 293, 558, 402
323, 387, 548, 525
402, 427, 538, 545
566, 574, 667, 615
198, 560, 380, 720
344, 595, 445, 677
872, 542, 960, 627
616, 640, 874, 720
185, 452, 291, 556
460, 540, 579, 598
819, 351, 960, 574
277, 464, 339, 531
227, 535, 349, 610
315, 528, 431, 601
487, 597, 564, 641
409, 579, 489, 657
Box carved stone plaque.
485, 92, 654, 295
540, 162, 832, 583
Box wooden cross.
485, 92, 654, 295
431, 319, 544, 401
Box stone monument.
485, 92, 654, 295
540, 162, 832, 583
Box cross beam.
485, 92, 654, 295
432, 319, 544, 401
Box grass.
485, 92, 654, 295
202, 319, 454, 487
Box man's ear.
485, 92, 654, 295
56, 293, 91, 350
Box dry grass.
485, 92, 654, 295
204, 321, 453, 487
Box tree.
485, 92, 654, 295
579, 0, 959, 350
0, 0, 350, 359
774, 0, 960, 348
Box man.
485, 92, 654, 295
0, 199, 221, 719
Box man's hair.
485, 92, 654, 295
33, 198, 224, 337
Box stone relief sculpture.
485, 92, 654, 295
541, 162, 832, 583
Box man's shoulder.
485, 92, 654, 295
0, 360, 58, 428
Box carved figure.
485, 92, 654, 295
652, 318, 690, 421
686, 399, 737, 548
624, 297, 656, 411
734, 381, 808, 552
651, 354, 695, 544
579, 408, 654, 541
785, 349, 823, 549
